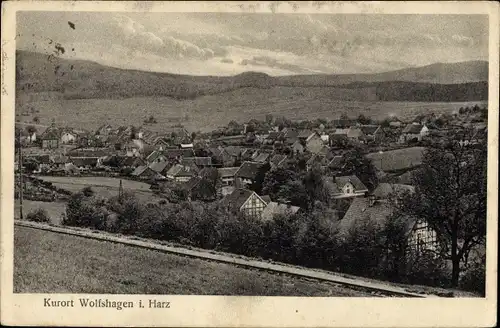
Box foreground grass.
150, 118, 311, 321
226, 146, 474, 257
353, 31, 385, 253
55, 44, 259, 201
14, 226, 373, 296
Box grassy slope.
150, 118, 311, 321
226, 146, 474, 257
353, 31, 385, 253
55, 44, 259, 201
14, 226, 371, 296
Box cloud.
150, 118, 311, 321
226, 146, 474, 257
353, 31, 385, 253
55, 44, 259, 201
112, 14, 216, 60
239, 55, 314, 73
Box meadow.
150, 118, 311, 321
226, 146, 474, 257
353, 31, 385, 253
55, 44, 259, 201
16, 88, 486, 133
38, 176, 161, 203
14, 226, 372, 296
15, 199, 66, 224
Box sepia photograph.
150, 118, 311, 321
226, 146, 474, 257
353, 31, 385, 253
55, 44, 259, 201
1, 1, 498, 327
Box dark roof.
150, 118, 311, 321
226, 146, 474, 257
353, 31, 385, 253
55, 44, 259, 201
366, 147, 426, 172
403, 124, 424, 134
198, 167, 219, 180
306, 153, 328, 166
120, 156, 145, 167
253, 152, 270, 163
26, 154, 50, 164
261, 195, 272, 204
222, 188, 255, 211
328, 156, 343, 169
166, 164, 195, 177
67, 149, 108, 158
360, 125, 380, 136
71, 157, 98, 167
163, 148, 195, 159
180, 176, 202, 191
181, 157, 212, 167
298, 129, 314, 139
339, 197, 416, 237
149, 160, 169, 173
217, 167, 239, 178
270, 154, 287, 167
50, 155, 69, 164
223, 146, 243, 157
335, 175, 368, 192
235, 161, 262, 180
131, 165, 148, 176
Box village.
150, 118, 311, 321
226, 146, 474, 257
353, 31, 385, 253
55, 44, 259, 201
15, 104, 487, 293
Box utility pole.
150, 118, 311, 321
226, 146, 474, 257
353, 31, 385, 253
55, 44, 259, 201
118, 179, 123, 202
17, 128, 24, 220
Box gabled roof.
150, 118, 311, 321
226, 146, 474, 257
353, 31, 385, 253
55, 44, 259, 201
149, 160, 169, 174
298, 129, 314, 139
131, 165, 149, 176
328, 156, 343, 169
217, 167, 239, 178
270, 154, 287, 167
198, 167, 219, 180
335, 175, 368, 192
360, 125, 380, 136
222, 188, 264, 211
181, 157, 212, 167
26, 154, 50, 164
306, 153, 328, 166
163, 148, 195, 159
180, 176, 202, 191
235, 161, 262, 180
166, 164, 195, 177
339, 198, 416, 237
403, 123, 424, 134
71, 157, 98, 167
261, 202, 301, 221
253, 152, 270, 163
120, 156, 145, 167
224, 146, 243, 157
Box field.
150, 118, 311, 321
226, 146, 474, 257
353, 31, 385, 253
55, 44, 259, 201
15, 89, 486, 133
14, 225, 372, 296
15, 200, 66, 224
38, 176, 161, 203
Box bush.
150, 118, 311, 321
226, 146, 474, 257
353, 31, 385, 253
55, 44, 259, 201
459, 256, 486, 296
26, 208, 50, 223
403, 252, 450, 287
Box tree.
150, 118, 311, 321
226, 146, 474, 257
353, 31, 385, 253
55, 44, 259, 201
262, 168, 298, 200
398, 130, 487, 286
302, 167, 331, 210
337, 148, 378, 191
33, 116, 40, 124
265, 114, 274, 125
357, 114, 372, 125
249, 162, 271, 194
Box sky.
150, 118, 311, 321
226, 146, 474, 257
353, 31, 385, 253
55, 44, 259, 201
16, 11, 488, 76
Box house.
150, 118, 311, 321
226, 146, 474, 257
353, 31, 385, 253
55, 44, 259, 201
399, 123, 429, 143
332, 119, 358, 129
131, 165, 160, 180
70, 157, 99, 170
96, 124, 113, 136
163, 148, 196, 161
178, 176, 217, 201
261, 202, 301, 221
217, 167, 239, 186
298, 130, 324, 154
270, 154, 287, 169
291, 140, 305, 154
372, 183, 415, 199
306, 153, 329, 171
50, 155, 69, 169
148, 161, 169, 179
165, 164, 195, 182
252, 151, 271, 163
222, 188, 268, 219
40, 129, 60, 149
120, 156, 146, 169
146, 150, 168, 164
340, 189, 438, 257
325, 175, 368, 199
124, 139, 145, 157
60, 130, 77, 144
327, 155, 344, 172
234, 161, 266, 188
359, 125, 385, 143
180, 157, 213, 169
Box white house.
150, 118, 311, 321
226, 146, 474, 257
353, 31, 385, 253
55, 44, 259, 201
399, 123, 429, 143
60, 131, 77, 144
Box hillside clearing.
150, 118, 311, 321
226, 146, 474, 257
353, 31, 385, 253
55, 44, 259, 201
14, 226, 373, 296
16, 92, 486, 133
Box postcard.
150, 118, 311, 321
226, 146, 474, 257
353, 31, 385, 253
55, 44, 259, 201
1, 1, 498, 327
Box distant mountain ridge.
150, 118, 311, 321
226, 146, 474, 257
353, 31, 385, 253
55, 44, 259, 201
16, 50, 488, 102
